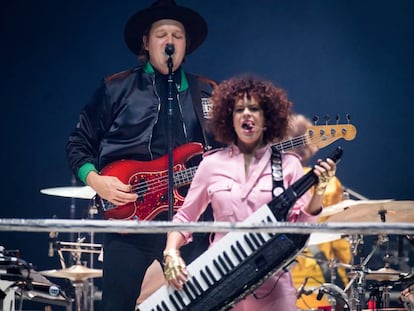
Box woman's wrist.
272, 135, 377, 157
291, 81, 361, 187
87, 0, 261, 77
163, 248, 180, 259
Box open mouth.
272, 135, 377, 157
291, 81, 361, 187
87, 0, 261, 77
242, 120, 254, 131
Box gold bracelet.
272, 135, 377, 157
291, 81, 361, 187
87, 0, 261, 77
315, 183, 328, 195
163, 249, 180, 260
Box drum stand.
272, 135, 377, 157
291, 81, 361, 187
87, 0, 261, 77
87, 203, 98, 311
48, 238, 102, 311
345, 234, 390, 311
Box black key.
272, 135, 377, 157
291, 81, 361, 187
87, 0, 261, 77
236, 241, 248, 258
192, 276, 204, 295
206, 265, 219, 282
249, 233, 261, 248
231, 244, 243, 263
256, 232, 266, 244
244, 234, 256, 252
218, 255, 230, 273
223, 251, 235, 269
183, 283, 195, 301
161, 301, 170, 311
200, 269, 213, 286
187, 278, 200, 297
169, 293, 180, 310
213, 258, 226, 277
174, 291, 185, 309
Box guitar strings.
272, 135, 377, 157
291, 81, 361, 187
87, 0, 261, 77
127, 132, 332, 196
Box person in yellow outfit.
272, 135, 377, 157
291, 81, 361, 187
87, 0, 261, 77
287, 114, 352, 311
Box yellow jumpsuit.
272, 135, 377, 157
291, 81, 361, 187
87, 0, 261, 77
291, 173, 352, 310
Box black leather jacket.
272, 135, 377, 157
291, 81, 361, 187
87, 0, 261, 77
66, 65, 216, 177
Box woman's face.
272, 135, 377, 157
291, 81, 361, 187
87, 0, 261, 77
233, 94, 266, 152
144, 19, 186, 74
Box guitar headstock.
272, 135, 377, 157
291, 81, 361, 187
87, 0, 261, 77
306, 123, 357, 148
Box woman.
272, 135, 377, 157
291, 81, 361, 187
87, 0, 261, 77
162, 75, 336, 310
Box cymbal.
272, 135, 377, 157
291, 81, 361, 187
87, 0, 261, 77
320, 199, 414, 223
40, 186, 95, 199
40, 264, 102, 282
348, 267, 403, 282
307, 233, 343, 246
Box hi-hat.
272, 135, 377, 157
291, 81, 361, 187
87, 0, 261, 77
40, 264, 102, 282
307, 233, 343, 246
348, 267, 403, 282
320, 199, 414, 223
40, 186, 95, 199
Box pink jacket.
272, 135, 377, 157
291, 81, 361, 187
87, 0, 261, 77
173, 144, 319, 311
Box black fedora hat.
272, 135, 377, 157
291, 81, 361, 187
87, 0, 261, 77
124, 0, 208, 55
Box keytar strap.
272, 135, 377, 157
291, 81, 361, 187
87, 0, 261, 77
271, 145, 285, 199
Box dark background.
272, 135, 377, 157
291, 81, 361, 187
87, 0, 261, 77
1, 0, 413, 309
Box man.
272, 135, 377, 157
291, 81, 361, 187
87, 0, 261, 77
66, 1, 217, 310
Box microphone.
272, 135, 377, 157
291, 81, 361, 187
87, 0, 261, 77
165, 44, 175, 56
296, 277, 313, 299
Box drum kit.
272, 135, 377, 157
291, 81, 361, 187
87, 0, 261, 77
36, 185, 414, 311
296, 196, 414, 311
38, 185, 101, 311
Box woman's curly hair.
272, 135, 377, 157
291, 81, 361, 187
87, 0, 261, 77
209, 75, 293, 145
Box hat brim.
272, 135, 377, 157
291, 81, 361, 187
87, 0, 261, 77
124, 5, 208, 55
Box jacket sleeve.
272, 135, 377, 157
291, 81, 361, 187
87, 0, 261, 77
66, 82, 113, 178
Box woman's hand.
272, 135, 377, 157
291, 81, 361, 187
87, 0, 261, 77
163, 249, 188, 290
313, 158, 336, 195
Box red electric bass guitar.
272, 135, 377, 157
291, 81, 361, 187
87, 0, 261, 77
95, 123, 357, 220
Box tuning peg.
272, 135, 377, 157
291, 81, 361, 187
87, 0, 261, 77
312, 115, 319, 125
324, 115, 330, 124
346, 114, 351, 123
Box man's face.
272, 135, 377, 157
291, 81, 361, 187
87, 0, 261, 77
143, 19, 186, 74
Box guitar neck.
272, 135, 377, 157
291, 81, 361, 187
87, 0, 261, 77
273, 134, 308, 152
174, 123, 356, 188
173, 136, 309, 188
174, 165, 198, 188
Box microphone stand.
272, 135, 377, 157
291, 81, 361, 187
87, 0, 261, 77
166, 44, 175, 220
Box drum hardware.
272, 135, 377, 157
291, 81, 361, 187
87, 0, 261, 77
367, 281, 397, 310
42, 176, 101, 311
40, 263, 102, 311
87, 201, 99, 311
315, 283, 351, 310
342, 186, 369, 201
344, 231, 409, 311
344, 233, 387, 311
296, 278, 351, 311
320, 194, 414, 310
53, 240, 102, 256
43, 236, 102, 311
